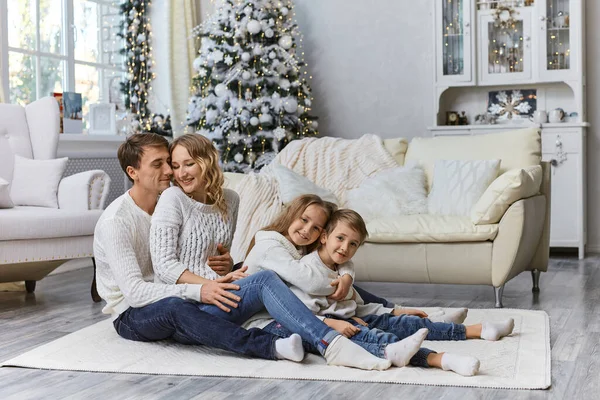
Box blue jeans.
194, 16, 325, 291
262, 318, 435, 368
113, 297, 278, 360
197, 270, 339, 355
353, 285, 395, 308
361, 313, 467, 341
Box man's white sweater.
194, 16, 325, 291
93, 192, 201, 319
149, 186, 239, 285
243, 231, 392, 328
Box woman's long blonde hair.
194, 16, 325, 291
245, 194, 337, 257
169, 134, 228, 217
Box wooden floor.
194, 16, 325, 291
1, 253, 599, 399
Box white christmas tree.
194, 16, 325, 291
187, 0, 319, 172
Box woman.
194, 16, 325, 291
149, 134, 390, 371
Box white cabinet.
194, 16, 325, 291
428, 123, 588, 258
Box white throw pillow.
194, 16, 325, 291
10, 155, 68, 208
428, 159, 500, 217
345, 165, 428, 222
471, 165, 542, 225
0, 177, 14, 209
272, 163, 338, 205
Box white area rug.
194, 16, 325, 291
1, 308, 551, 390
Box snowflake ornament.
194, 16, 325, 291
488, 90, 532, 120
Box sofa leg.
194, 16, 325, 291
91, 258, 102, 303
494, 285, 504, 308
531, 269, 541, 293
25, 280, 36, 293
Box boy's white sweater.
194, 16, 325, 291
149, 186, 239, 286
93, 192, 202, 319
243, 231, 393, 328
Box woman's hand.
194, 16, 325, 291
328, 274, 354, 301
208, 243, 234, 276
324, 318, 361, 338
216, 266, 249, 283
201, 281, 241, 312
392, 308, 429, 318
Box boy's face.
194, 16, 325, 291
319, 221, 362, 266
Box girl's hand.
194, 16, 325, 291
324, 318, 361, 338
392, 308, 428, 318
201, 281, 241, 312
208, 244, 234, 276
216, 266, 249, 283
328, 274, 354, 301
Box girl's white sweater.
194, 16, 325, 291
149, 186, 239, 289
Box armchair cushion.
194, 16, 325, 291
0, 177, 14, 208
10, 155, 68, 208
471, 165, 542, 225
0, 206, 102, 240
58, 170, 111, 210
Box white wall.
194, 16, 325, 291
294, 0, 435, 140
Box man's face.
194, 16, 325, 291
128, 145, 172, 194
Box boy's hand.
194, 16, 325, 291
201, 281, 241, 312
392, 308, 429, 318
216, 266, 249, 283
351, 317, 368, 327
208, 243, 234, 276
328, 274, 354, 301
324, 318, 361, 338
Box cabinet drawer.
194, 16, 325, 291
541, 130, 582, 153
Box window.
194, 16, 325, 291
0, 0, 124, 126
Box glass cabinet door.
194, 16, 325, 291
539, 0, 576, 81
478, 7, 532, 84
436, 0, 473, 84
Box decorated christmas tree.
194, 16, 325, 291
187, 0, 319, 172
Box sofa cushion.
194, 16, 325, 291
471, 165, 542, 224
365, 214, 498, 243
383, 138, 409, 166
404, 128, 541, 191
428, 159, 500, 216
0, 177, 14, 209
0, 207, 103, 240
272, 163, 338, 205
10, 155, 68, 208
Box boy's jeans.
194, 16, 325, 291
361, 313, 467, 341
114, 297, 278, 360
197, 270, 339, 355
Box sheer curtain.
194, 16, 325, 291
166, 0, 200, 137
0, 56, 6, 103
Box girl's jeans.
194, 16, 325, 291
114, 297, 279, 360
263, 314, 467, 367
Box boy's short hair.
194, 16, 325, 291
117, 133, 169, 182
325, 209, 368, 244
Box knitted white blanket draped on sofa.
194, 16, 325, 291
230, 134, 398, 262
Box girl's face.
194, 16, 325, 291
170, 145, 205, 196
286, 204, 328, 247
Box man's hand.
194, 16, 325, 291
392, 308, 429, 318
328, 274, 353, 301
200, 281, 241, 312
216, 266, 249, 283
208, 243, 234, 276
324, 318, 361, 338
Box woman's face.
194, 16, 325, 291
286, 204, 328, 247
170, 145, 204, 195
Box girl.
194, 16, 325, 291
149, 134, 391, 371
243, 196, 515, 375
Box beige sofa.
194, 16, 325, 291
226, 128, 549, 307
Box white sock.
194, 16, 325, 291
274, 334, 304, 362
480, 318, 515, 341
428, 308, 468, 324
324, 335, 392, 370
441, 353, 480, 376
384, 328, 428, 367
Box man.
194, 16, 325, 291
93, 133, 299, 361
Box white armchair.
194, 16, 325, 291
0, 97, 111, 299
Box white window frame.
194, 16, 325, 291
0, 0, 124, 106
